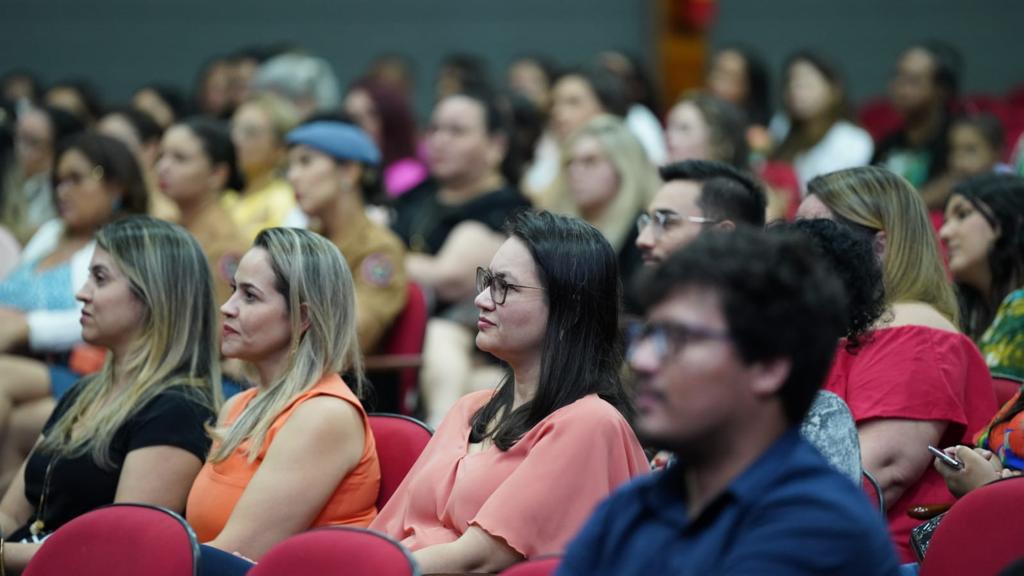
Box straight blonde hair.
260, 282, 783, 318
807, 166, 959, 324
209, 227, 364, 463
39, 216, 221, 467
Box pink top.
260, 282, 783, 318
384, 157, 428, 198
370, 390, 649, 557
825, 325, 998, 562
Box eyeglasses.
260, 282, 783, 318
476, 267, 544, 305
626, 320, 731, 363
636, 211, 717, 237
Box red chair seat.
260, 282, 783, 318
247, 527, 416, 576
500, 556, 562, 576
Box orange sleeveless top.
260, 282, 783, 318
186, 373, 380, 542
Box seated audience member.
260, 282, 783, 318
636, 160, 766, 268
558, 228, 900, 575
525, 66, 628, 200
506, 55, 559, 113
371, 211, 648, 574
366, 52, 418, 102
798, 166, 998, 561
557, 114, 660, 281
156, 118, 248, 305
706, 44, 772, 131
222, 93, 300, 241
44, 80, 104, 127
344, 78, 427, 198
873, 42, 962, 209
940, 173, 1024, 378
776, 218, 889, 484
97, 106, 179, 221
193, 56, 235, 120
665, 92, 749, 168
0, 135, 149, 479
132, 84, 189, 130
186, 228, 380, 566
0, 216, 220, 572
2, 105, 86, 245
1, 69, 40, 105
249, 52, 342, 120
947, 113, 1007, 180
285, 119, 407, 353
770, 51, 874, 191
435, 53, 493, 101
596, 50, 667, 164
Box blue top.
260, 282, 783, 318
557, 429, 900, 576
0, 258, 76, 312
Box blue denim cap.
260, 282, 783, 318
285, 121, 381, 165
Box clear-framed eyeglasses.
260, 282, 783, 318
636, 211, 718, 237
626, 321, 731, 363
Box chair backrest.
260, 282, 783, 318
919, 477, 1024, 576
248, 526, 418, 576
368, 413, 433, 509
992, 373, 1023, 409
22, 503, 199, 576
375, 282, 429, 415
499, 556, 562, 576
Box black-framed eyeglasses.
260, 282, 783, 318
476, 267, 544, 305
626, 320, 731, 363
636, 211, 717, 237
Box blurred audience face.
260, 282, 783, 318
567, 134, 620, 219
45, 86, 94, 124
629, 287, 739, 450
229, 56, 259, 109
551, 75, 603, 141
198, 59, 233, 117
220, 247, 292, 367
426, 95, 501, 186
15, 107, 54, 176
666, 101, 711, 162
2, 72, 37, 103
785, 59, 834, 122
343, 87, 382, 146
707, 50, 748, 106
231, 101, 281, 178
948, 124, 1000, 177
286, 144, 345, 216
54, 148, 121, 234
76, 246, 146, 350
940, 194, 997, 289
636, 181, 707, 266
890, 47, 938, 117
507, 59, 552, 111
133, 88, 176, 129
156, 125, 220, 203
474, 236, 549, 366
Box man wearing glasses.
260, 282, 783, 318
635, 160, 766, 267
558, 228, 900, 575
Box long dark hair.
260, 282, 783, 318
469, 210, 635, 450
949, 173, 1024, 340
53, 133, 150, 218
774, 50, 852, 162
347, 77, 418, 167
180, 117, 245, 191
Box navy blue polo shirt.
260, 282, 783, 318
557, 429, 900, 575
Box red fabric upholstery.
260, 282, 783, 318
247, 527, 416, 576
499, 556, 562, 576
381, 282, 429, 415
993, 376, 1023, 409
919, 477, 1024, 576
368, 413, 433, 509
22, 504, 198, 576
858, 97, 904, 143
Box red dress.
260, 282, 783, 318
825, 325, 998, 562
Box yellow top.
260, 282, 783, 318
221, 177, 297, 242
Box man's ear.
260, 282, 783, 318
748, 357, 791, 398
714, 219, 737, 232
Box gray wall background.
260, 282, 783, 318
1, 0, 1020, 119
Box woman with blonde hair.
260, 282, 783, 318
223, 92, 302, 241
550, 114, 659, 280
186, 227, 380, 569
797, 165, 998, 561
0, 216, 220, 572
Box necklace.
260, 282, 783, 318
29, 455, 57, 536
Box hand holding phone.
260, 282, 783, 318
929, 445, 964, 471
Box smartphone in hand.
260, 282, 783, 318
929, 445, 964, 470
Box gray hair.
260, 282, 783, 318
250, 53, 341, 113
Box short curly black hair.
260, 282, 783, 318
771, 219, 887, 352
634, 226, 846, 425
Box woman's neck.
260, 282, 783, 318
176, 193, 218, 226
317, 191, 364, 239
510, 356, 542, 411
243, 168, 277, 195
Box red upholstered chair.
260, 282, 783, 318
365, 282, 429, 415
499, 556, 562, 576
22, 503, 199, 576
919, 477, 1024, 576
992, 373, 1023, 409
247, 527, 417, 576
368, 413, 433, 509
